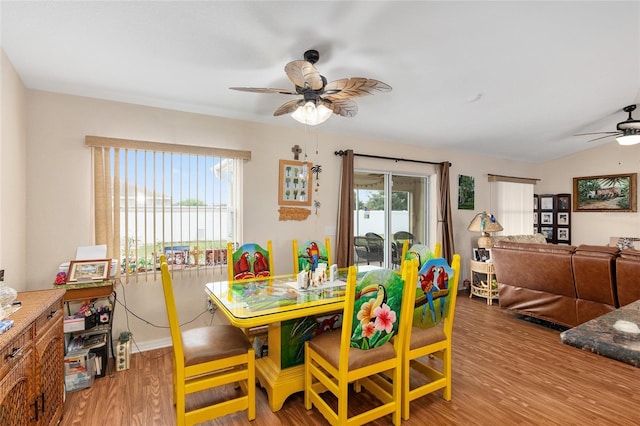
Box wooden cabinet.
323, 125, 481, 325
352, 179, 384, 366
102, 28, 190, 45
0, 289, 65, 425
534, 193, 571, 244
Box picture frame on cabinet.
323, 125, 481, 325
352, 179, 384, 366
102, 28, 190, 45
541, 212, 553, 224
67, 259, 111, 282
473, 248, 491, 262
541, 226, 553, 240
558, 212, 569, 225
557, 228, 569, 241
540, 196, 554, 210
557, 195, 570, 211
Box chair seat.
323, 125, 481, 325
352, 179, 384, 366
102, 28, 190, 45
409, 324, 446, 351
182, 325, 251, 367
308, 329, 397, 371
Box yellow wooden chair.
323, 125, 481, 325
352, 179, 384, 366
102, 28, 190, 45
160, 259, 256, 425
292, 237, 332, 273
401, 253, 461, 420
227, 241, 274, 282
304, 260, 418, 425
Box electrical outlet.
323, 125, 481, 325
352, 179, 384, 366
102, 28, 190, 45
206, 298, 217, 314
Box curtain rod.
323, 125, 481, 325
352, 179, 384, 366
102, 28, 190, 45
334, 150, 451, 167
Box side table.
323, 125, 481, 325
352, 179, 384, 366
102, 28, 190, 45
469, 260, 498, 305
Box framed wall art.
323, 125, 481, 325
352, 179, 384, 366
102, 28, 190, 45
458, 175, 475, 210
279, 160, 313, 206
573, 173, 637, 212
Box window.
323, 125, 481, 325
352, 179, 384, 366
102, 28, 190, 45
86, 136, 249, 281
489, 175, 537, 235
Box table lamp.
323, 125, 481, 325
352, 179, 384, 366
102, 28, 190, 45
467, 211, 503, 248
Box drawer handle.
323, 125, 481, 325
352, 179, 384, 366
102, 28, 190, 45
47, 309, 58, 319
5, 345, 24, 360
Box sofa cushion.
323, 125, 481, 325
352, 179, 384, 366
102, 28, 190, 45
572, 244, 619, 310
493, 234, 547, 244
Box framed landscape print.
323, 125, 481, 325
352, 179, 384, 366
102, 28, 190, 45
278, 160, 313, 206
573, 173, 637, 212
458, 175, 475, 210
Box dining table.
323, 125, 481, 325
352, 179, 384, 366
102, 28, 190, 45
204, 265, 380, 411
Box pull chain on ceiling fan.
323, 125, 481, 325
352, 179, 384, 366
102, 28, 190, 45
230, 49, 392, 125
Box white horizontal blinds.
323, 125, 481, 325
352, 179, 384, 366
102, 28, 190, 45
489, 174, 537, 235
88, 135, 246, 282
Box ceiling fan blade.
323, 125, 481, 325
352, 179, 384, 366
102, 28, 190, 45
320, 98, 358, 117
229, 87, 298, 95
573, 131, 620, 136
586, 132, 622, 142
273, 99, 304, 116
324, 78, 392, 99
284, 60, 323, 90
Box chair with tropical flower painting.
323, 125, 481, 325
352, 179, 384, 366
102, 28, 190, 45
292, 237, 332, 274
401, 253, 461, 420
304, 259, 418, 425
227, 241, 274, 282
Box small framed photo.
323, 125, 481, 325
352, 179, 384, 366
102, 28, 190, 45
533, 214, 538, 225
67, 259, 111, 282
473, 248, 491, 262
541, 226, 554, 240
540, 196, 554, 210
541, 212, 553, 224
558, 228, 569, 241
558, 212, 569, 225
557, 195, 570, 211
533, 194, 538, 211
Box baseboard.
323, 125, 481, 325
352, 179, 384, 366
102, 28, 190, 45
130, 337, 172, 354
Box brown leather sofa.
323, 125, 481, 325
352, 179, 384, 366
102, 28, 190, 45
492, 241, 623, 328
616, 249, 640, 307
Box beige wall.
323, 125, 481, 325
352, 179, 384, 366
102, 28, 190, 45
22, 89, 540, 349
0, 49, 27, 291
537, 141, 640, 245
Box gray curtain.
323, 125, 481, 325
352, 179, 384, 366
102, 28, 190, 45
437, 162, 455, 262
336, 150, 354, 267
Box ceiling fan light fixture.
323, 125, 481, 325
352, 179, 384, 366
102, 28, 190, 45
616, 128, 640, 146
291, 101, 332, 125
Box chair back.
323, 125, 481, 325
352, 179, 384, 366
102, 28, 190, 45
400, 242, 441, 270
160, 259, 184, 370
412, 254, 460, 329
227, 241, 274, 281
339, 260, 418, 368
292, 237, 332, 273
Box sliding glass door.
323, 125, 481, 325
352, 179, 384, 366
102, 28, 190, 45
354, 170, 430, 268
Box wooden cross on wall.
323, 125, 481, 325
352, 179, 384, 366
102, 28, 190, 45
291, 144, 302, 160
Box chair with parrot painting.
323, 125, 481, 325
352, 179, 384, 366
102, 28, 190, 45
304, 259, 418, 426
400, 252, 461, 421
227, 241, 274, 282
291, 237, 332, 274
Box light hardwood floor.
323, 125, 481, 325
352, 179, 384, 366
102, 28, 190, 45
60, 293, 640, 425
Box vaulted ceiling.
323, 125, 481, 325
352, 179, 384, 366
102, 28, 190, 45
2, 1, 639, 163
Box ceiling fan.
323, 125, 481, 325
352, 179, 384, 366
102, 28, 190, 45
230, 49, 392, 125
575, 104, 640, 145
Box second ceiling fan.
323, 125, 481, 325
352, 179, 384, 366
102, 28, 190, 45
575, 104, 640, 145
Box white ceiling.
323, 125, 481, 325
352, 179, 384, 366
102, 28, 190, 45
2, 1, 639, 163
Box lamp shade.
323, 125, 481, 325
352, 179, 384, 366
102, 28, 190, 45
467, 211, 503, 248
616, 132, 640, 146
291, 101, 333, 125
